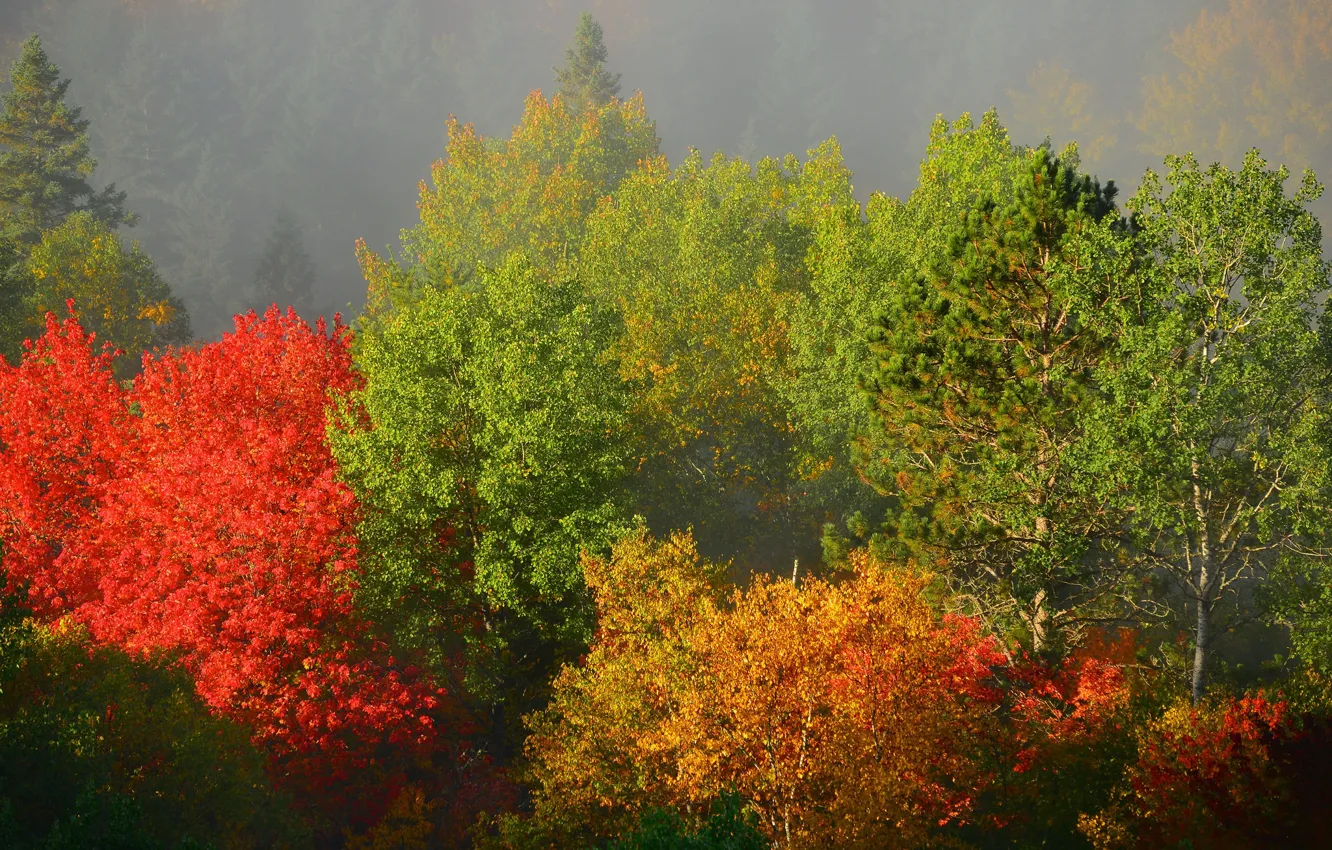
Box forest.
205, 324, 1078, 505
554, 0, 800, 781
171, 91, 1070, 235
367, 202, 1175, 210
2, 1, 1332, 848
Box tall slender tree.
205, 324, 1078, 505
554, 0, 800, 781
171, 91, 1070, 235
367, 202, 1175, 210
554, 12, 621, 110
251, 205, 315, 317
1091, 151, 1332, 702
855, 150, 1136, 652
0, 36, 128, 249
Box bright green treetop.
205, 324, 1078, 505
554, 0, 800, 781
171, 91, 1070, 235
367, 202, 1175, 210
379, 87, 656, 302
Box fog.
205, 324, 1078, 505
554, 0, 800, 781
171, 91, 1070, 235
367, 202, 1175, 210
2, 0, 1326, 336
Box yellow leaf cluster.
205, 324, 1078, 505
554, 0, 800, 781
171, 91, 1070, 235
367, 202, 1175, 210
522, 532, 1000, 849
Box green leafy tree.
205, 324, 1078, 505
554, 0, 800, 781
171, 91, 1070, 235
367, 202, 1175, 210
1091, 150, 1332, 701
251, 205, 315, 316
0, 34, 131, 360
0, 35, 129, 248
854, 149, 1136, 652
581, 142, 853, 569
554, 12, 622, 111
332, 255, 634, 746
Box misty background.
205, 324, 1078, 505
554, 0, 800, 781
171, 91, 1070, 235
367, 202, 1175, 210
1, 0, 1326, 337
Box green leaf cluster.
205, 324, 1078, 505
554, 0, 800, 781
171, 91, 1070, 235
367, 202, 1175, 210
0, 595, 306, 849
331, 256, 634, 723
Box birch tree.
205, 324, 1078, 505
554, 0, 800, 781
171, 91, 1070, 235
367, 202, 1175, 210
1092, 150, 1332, 702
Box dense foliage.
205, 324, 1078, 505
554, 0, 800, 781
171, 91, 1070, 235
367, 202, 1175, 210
4, 10, 1332, 849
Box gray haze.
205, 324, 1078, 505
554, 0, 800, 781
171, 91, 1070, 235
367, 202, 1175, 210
2, 0, 1326, 336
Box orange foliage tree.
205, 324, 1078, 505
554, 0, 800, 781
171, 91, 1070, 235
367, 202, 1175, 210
667, 556, 1008, 848
510, 531, 1018, 849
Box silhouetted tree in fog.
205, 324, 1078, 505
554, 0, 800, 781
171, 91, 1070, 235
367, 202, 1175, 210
252, 205, 315, 317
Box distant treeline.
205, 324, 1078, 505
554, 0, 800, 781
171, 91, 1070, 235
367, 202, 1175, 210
2, 0, 1329, 336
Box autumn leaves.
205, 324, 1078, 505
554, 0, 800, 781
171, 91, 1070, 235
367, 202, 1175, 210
0, 309, 453, 830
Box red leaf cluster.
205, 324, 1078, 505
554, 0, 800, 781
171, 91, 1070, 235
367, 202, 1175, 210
0, 307, 454, 824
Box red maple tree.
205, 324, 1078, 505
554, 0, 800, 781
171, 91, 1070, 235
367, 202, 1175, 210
0, 306, 462, 828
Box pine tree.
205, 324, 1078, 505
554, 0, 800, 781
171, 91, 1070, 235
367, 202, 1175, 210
855, 150, 1132, 651
0, 36, 129, 249
251, 205, 315, 317
554, 12, 621, 110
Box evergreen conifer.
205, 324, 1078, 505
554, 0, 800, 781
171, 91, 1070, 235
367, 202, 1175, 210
554, 13, 621, 110
0, 35, 129, 249
251, 205, 315, 317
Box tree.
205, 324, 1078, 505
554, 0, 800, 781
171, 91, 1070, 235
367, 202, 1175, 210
0, 307, 458, 835
378, 87, 656, 301
251, 204, 315, 317
786, 111, 1040, 562
1078, 695, 1298, 849
739, 0, 842, 161
667, 559, 1005, 849
517, 531, 1012, 849
0, 614, 307, 849
503, 528, 721, 848
23, 212, 189, 370
581, 142, 851, 568
0, 312, 127, 604
554, 12, 622, 111
165, 141, 235, 338
1088, 150, 1332, 702
0, 232, 24, 360
854, 148, 1136, 651
1137, 0, 1332, 174
333, 256, 635, 750
0, 35, 128, 249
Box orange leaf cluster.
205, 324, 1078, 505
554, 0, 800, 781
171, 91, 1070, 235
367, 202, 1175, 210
522, 533, 1012, 849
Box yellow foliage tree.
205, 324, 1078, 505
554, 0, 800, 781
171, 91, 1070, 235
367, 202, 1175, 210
511, 531, 1008, 849
23, 212, 188, 372
345, 786, 436, 850
515, 527, 722, 846
1138, 0, 1332, 170
380, 90, 658, 299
